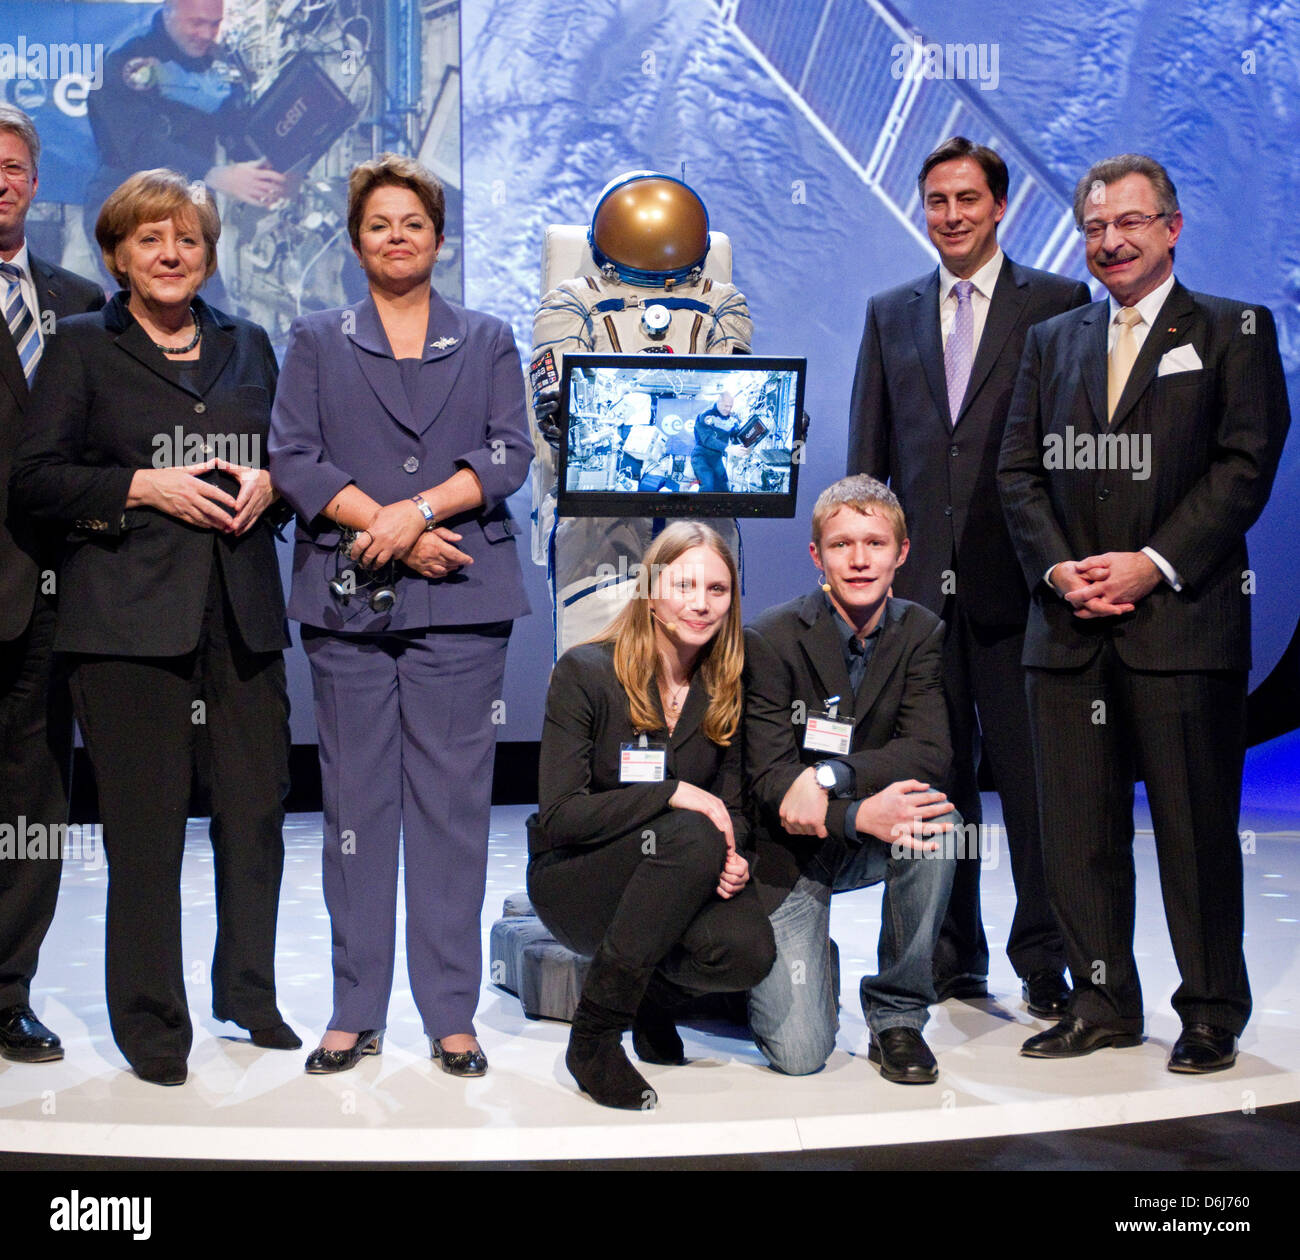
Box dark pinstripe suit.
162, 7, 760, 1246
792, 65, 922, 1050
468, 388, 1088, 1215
998, 282, 1291, 1034
0, 253, 103, 1011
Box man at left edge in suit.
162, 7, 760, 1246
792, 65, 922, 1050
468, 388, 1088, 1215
847, 136, 1090, 1014
0, 105, 105, 1062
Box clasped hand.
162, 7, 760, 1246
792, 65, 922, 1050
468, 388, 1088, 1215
130, 458, 273, 535
349, 499, 473, 578
1051, 551, 1161, 618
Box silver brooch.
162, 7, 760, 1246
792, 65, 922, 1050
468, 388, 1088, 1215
429, 336, 459, 350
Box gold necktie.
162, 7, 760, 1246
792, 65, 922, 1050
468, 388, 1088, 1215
1107, 306, 1143, 422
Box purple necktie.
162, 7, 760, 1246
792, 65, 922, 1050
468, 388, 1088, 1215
944, 279, 974, 426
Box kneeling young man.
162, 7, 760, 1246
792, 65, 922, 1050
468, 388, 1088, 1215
745, 476, 958, 1081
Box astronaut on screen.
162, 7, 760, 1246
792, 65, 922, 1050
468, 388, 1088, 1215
528, 171, 753, 655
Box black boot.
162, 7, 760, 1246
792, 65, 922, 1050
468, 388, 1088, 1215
567, 949, 657, 1110
632, 971, 693, 1066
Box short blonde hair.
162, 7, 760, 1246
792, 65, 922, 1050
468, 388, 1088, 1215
95, 169, 220, 285
347, 153, 446, 249
811, 474, 907, 548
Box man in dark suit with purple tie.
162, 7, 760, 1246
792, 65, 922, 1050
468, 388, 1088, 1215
0, 105, 105, 1063
999, 153, 1291, 1071
848, 137, 1090, 1016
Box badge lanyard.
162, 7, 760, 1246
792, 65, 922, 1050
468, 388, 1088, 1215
620, 731, 668, 782
803, 695, 853, 755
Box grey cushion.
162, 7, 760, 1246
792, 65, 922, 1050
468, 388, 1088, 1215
490, 893, 841, 1023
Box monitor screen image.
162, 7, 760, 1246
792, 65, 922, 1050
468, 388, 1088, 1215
556, 354, 807, 519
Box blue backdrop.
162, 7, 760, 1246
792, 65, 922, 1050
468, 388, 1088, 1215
4, 0, 1297, 754
461, 0, 1299, 744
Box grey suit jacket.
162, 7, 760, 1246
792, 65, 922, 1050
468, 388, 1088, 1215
0, 253, 105, 641
848, 256, 1090, 626
269, 290, 533, 631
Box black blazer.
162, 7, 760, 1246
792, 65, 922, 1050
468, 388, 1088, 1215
744, 592, 952, 909
998, 282, 1292, 673
11, 293, 289, 657
531, 640, 748, 856
0, 253, 105, 642
848, 256, 1090, 626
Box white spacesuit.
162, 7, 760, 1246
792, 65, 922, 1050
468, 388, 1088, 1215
528, 173, 754, 655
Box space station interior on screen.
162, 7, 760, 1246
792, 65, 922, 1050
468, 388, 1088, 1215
561, 364, 797, 498
526, 171, 754, 656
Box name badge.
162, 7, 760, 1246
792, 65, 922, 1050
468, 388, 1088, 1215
804, 699, 853, 755
620, 738, 667, 782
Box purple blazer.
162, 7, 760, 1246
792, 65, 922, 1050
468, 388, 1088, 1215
269, 290, 532, 631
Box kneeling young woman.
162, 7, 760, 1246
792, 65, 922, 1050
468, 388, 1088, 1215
527, 521, 776, 1109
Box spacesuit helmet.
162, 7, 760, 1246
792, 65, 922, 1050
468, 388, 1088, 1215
588, 171, 711, 287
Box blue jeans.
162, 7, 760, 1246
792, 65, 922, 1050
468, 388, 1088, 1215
748, 815, 958, 1075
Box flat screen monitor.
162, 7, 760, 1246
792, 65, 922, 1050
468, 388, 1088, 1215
555, 353, 806, 519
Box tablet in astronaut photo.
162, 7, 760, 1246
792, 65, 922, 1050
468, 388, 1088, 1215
555, 353, 806, 519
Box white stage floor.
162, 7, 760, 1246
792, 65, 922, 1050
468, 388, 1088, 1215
2, 798, 1298, 1166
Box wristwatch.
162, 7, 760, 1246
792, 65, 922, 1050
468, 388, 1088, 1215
814, 761, 845, 794
411, 493, 437, 531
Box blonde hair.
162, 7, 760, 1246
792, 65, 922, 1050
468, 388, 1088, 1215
591, 522, 743, 746
95, 169, 220, 285
811, 474, 907, 548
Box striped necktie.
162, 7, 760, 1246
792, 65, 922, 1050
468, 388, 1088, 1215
1, 261, 41, 386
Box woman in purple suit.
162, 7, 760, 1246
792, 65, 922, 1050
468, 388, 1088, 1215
269, 155, 532, 1076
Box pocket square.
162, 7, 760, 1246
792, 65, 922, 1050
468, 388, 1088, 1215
1158, 344, 1202, 376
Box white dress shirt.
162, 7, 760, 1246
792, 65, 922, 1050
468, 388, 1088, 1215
938, 247, 1003, 359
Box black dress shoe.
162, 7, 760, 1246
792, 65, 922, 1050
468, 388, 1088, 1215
0, 1004, 63, 1063
133, 1057, 188, 1086
1021, 1016, 1142, 1058
1169, 1023, 1237, 1074
1022, 971, 1071, 1020
304, 1029, 384, 1074
248, 1022, 303, 1050
867, 1027, 939, 1084
933, 974, 989, 1001
430, 1038, 489, 1078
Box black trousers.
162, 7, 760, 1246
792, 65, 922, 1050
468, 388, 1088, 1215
527, 810, 775, 995
0, 589, 73, 1008
934, 598, 1066, 983
1026, 643, 1251, 1035
68, 564, 289, 1066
